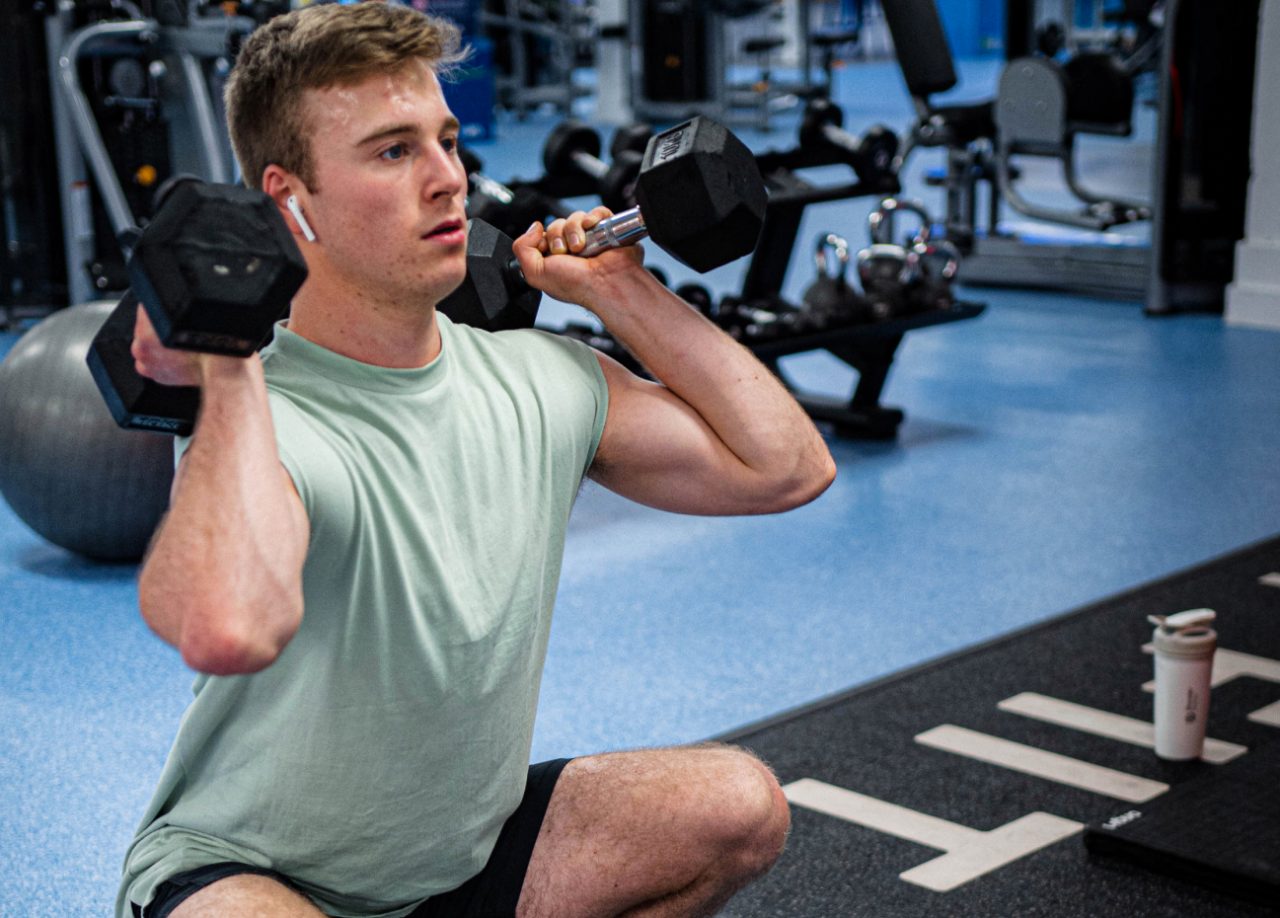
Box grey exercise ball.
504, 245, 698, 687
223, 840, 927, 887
0, 301, 174, 562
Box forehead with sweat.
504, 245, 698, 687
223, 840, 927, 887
306, 61, 442, 128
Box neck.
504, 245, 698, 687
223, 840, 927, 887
285, 280, 443, 369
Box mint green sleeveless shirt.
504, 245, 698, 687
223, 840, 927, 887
118, 315, 609, 917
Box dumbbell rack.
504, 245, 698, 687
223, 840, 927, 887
733, 163, 985, 440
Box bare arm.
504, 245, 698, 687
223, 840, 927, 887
513, 211, 836, 515
134, 310, 309, 675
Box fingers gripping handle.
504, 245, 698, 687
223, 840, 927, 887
578, 207, 649, 257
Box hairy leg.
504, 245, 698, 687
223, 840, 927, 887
517, 743, 790, 918
169, 873, 325, 918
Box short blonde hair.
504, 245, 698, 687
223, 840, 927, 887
224, 1, 464, 190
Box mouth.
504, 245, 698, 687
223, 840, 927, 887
423, 218, 466, 242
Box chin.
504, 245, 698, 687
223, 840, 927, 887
432, 268, 469, 303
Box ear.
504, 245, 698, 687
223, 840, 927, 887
262, 165, 315, 242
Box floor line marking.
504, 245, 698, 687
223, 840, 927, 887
915, 724, 1169, 802
1141, 645, 1280, 692
1248, 699, 1280, 727
998, 692, 1247, 764
783, 778, 1082, 893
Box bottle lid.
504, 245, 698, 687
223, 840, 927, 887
1147, 608, 1216, 633
1149, 608, 1217, 657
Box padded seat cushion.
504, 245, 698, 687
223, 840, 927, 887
812, 28, 861, 47
743, 36, 786, 55
927, 100, 996, 144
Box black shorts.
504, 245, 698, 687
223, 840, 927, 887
135, 758, 572, 918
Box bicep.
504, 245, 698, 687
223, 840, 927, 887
587, 351, 770, 515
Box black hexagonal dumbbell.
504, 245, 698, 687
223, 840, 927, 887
798, 99, 899, 186
608, 123, 654, 161
127, 178, 309, 356
88, 176, 306, 434
578, 116, 767, 273
434, 219, 541, 332
88, 178, 540, 435
542, 120, 646, 213
87, 290, 202, 434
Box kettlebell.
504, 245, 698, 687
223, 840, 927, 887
802, 233, 866, 324
905, 238, 961, 313
856, 244, 918, 315
897, 202, 960, 313
865, 198, 963, 315
857, 198, 928, 316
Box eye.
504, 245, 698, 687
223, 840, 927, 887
380, 142, 409, 162
440, 136, 458, 155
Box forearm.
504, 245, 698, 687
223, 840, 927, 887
586, 271, 834, 495
139, 356, 307, 674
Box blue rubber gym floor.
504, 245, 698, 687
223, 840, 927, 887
3, 59, 1279, 915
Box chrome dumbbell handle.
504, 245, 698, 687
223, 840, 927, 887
579, 207, 649, 257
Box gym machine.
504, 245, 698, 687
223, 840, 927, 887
42, 0, 257, 308
884, 0, 1257, 312
628, 0, 823, 129
1144, 0, 1259, 315
1, 2, 65, 327
881, 0, 1152, 300
480, 0, 592, 119
1006, 0, 1164, 76
978, 0, 1258, 311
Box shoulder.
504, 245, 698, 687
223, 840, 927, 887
446, 320, 605, 387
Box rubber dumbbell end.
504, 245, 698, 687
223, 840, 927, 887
85, 290, 200, 435
574, 118, 766, 273
129, 180, 307, 356
634, 117, 767, 273
437, 219, 541, 332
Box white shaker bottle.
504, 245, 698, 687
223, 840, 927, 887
1147, 608, 1217, 760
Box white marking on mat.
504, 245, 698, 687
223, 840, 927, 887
1248, 699, 1280, 727
1141, 646, 1280, 692
998, 692, 1247, 764
1258, 572, 1280, 588
915, 725, 1169, 802
783, 778, 1082, 893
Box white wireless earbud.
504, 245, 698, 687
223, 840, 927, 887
286, 194, 316, 242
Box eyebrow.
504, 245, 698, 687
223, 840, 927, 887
356, 117, 461, 147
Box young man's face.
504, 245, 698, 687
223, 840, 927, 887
299, 60, 469, 310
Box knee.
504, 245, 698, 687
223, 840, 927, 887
704, 747, 790, 879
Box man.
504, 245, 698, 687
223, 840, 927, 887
118, 3, 836, 916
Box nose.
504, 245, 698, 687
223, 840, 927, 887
424, 142, 466, 202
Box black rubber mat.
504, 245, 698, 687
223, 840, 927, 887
1085, 745, 1280, 906
717, 537, 1280, 917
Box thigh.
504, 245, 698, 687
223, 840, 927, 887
515, 743, 790, 918
168, 871, 324, 917
411, 758, 572, 918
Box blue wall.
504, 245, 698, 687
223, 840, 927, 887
934, 0, 1006, 57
